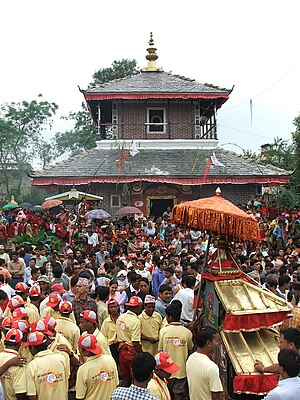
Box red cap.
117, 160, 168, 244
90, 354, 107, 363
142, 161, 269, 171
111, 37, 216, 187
1, 317, 14, 331
15, 282, 28, 293
30, 320, 53, 336
168, 245, 176, 250
51, 284, 67, 295
128, 253, 137, 259
46, 293, 62, 307
7, 297, 25, 310
29, 286, 41, 297
11, 319, 30, 332
23, 331, 47, 347
59, 300, 72, 314
5, 328, 23, 344
154, 352, 180, 374
78, 334, 102, 355
120, 230, 127, 235
80, 310, 97, 325
107, 298, 119, 306
42, 316, 57, 331
12, 307, 28, 320
125, 296, 143, 307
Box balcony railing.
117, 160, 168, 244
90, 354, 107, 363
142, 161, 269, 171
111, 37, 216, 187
97, 122, 217, 140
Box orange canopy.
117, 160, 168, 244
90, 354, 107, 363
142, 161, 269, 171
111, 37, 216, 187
172, 192, 259, 242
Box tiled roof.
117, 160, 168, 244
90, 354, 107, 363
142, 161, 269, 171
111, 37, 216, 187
84, 71, 230, 94
33, 147, 290, 179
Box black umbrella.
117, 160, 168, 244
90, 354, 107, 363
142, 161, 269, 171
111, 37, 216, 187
20, 202, 34, 210
32, 205, 46, 213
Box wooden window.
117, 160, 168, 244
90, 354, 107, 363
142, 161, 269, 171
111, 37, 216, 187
111, 195, 121, 208
146, 108, 166, 133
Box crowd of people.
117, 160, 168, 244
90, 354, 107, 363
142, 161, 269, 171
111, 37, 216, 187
0, 195, 299, 399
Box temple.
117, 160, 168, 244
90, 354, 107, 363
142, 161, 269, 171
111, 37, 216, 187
32, 33, 290, 216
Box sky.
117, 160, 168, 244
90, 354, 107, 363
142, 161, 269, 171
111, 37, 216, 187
1, 0, 299, 159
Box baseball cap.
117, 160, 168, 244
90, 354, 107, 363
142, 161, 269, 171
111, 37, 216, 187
30, 320, 53, 336
2, 316, 15, 331
78, 334, 102, 355
125, 296, 143, 307
144, 295, 156, 304
154, 352, 180, 374
7, 297, 25, 310
59, 300, 72, 314
11, 319, 30, 332
80, 310, 97, 325
23, 331, 47, 347
37, 275, 50, 284
120, 230, 127, 235
117, 270, 127, 278
29, 286, 41, 297
5, 328, 23, 344
15, 282, 28, 293
46, 293, 62, 307
42, 316, 57, 331
12, 307, 28, 320
51, 284, 67, 295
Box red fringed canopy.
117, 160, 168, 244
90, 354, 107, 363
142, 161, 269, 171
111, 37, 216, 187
233, 374, 280, 395
223, 311, 291, 332
171, 194, 259, 242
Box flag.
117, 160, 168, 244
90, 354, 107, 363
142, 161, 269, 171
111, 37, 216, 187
129, 141, 140, 157
117, 149, 130, 173
200, 158, 212, 187
211, 152, 225, 167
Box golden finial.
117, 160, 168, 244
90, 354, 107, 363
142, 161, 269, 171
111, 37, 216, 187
142, 32, 164, 72
215, 187, 222, 196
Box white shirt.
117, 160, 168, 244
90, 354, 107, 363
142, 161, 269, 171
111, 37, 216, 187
0, 283, 15, 299
173, 288, 194, 322
263, 377, 300, 400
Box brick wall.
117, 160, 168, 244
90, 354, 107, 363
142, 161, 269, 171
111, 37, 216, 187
193, 183, 261, 204
118, 100, 193, 140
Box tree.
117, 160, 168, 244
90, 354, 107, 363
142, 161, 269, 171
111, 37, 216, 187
53, 103, 96, 157
0, 97, 58, 198
259, 137, 295, 171
90, 59, 139, 87
54, 59, 139, 157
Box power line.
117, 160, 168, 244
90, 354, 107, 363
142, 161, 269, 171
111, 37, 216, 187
222, 62, 300, 111
218, 123, 274, 140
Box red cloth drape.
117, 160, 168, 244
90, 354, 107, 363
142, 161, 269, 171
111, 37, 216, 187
224, 311, 290, 332
233, 374, 280, 395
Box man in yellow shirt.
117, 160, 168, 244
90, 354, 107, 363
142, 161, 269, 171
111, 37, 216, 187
158, 300, 193, 400
15, 282, 39, 324
186, 326, 223, 400
0, 328, 27, 400
139, 295, 162, 354
101, 299, 120, 365
79, 310, 111, 355
148, 351, 180, 400
76, 333, 118, 400
55, 301, 80, 353
24, 331, 69, 400
116, 295, 143, 387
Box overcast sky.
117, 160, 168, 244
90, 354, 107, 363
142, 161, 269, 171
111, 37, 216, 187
1, 0, 299, 157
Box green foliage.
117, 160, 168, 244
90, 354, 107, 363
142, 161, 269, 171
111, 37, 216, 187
13, 229, 62, 250
0, 97, 58, 196
242, 149, 259, 160
17, 187, 54, 206
259, 137, 295, 171
54, 103, 96, 157
90, 59, 139, 87
270, 187, 300, 208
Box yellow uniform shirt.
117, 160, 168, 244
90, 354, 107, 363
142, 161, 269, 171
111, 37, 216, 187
116, 310, 141, 346
19, 345, 33, 363
76, 354, 118, 400
101, 316, 118, 345
26, 349, 69, 400
186, 351, 223, 400
139, 310, 162, 354
82, 329, 111, 356
41, 307, 76, 323
55, 316, 80, 353
158, 322, 193, 379
25, 302, 40, 324
97, 301, 109, 329
0, 348, 27, 400
148, 374, 171, 400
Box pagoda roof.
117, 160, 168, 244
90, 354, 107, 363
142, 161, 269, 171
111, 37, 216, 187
32, 145, 290, 186
83, 71, 231, 101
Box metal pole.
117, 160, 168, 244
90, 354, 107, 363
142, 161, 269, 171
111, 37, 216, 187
193, 234, 212, 321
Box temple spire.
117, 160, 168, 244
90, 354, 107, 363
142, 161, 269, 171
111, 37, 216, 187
142, 32, 163, 72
